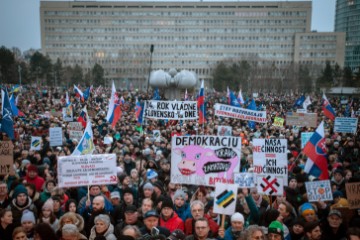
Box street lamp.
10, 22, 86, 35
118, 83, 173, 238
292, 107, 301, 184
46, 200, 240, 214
146, 44, 154, 94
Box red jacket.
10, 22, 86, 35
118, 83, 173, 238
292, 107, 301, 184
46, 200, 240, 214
184, 214, 219, 236
25, 175, 45, 192
160, 212, 184, 233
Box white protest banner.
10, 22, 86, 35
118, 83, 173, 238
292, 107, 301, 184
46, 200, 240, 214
104, 136, 113, 144
49, 127, 63, 147
334, 117, 358, 134
171, 136, 241, 186
257, 175, 284, 196
286, 112, 317, 128
213, 183, 238, 215
69, 130, 83, 141
253, 139, 288, 186
153, 130, 161, 139
57, 154, 117, 188
62, 106, 73, 122
214, 103, 267, 123
305, 180, 333, 202
301, 132, 314, 149
30, 136, 42, 150
144, 100, 198, 120
68, 122, 83, 131
0, 141, 14, 175
234, 172, 255, 188
217, 126, 232, 136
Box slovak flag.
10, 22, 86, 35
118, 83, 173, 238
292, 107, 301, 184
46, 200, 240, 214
237, 90, 245, 105
303, 121, 329, 180
10, 94, 25, 117
77, 106, 88, 128
197, 80, 206, 124
302, 95, 312, 111
135, 97, 144, 124
322, 93, 336, 120
106, 81, 122, 128
74, 85, 84, 102
72, 120, 95, 156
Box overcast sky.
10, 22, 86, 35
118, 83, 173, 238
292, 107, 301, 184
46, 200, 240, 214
0, 0, 336, 52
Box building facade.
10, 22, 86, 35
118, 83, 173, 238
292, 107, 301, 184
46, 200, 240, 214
335, 0, 360, 72
40, 1, 345, 89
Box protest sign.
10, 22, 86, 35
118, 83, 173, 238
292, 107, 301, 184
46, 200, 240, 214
334, 117, 358, 134
68, 122, 83, 131
171, 136, 241, 186
286, 112, 317, 128
253, 139, 288, 186
104, 136, 113, 144
62, 106, 73, 122
234, 172, 255, 188
30, 136, 42, 150
345, 182, 360, 209
305, 180, 333, 202
153, 130, 161, 139
49, 127, 63, 147
144, 100, 198, 120
257, 175, 284, 196
213, 103, 267, 123
273, 117, 284, 127
217, 126, 232, 136
69, 130, 83, 141
301, 132, 314, 149
213, 183, 238, 215
57, 154, 117, 188
0, 141, 14, 175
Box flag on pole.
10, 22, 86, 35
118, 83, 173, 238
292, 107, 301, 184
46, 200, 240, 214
237, 90, 245, 105
153, 88, 161, 100
247, 99, 257, 130
184, 89, 188, 101
229, 90, 241, 107
83, 85, 93, 101
74, 85, 84, 102
135, 97, 144, 124
106, 81, 122, 128
197, 80, 206, 124
72, 120, 95, 156
77, 106, 88, 128
322, 93, 336, 120
1, 88, 15, 139
10, 94, 25, 117
303, 121, 329, 180
293, 95, 305, 108
227, 87, 230, 104
302, 96, 312, 111
65, 92, 71, 106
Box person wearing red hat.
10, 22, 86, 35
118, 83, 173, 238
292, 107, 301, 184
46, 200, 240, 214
24, 165, 45, 192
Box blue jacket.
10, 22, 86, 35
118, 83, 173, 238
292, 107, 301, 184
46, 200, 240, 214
174, 202, 192, 222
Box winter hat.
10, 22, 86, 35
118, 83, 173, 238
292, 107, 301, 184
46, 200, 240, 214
110, 191, 121, 199
13, 184, 28, 198
42, 198, 54, 212
94, 214, 111, 227
333, 190, 343, 199
173, 189, 186, 200
143, 182, 154, 190
231, 212, 245, 223
300, 203, 315, 217
152, 181, 164, 193
21, 159, 31, 168
27, 164, 38, 173
122, 188, 134, 197
328, 209, 342, 218
147, 169, 158, 180
268, 220, 284, 237
21, 210, 36, 224
161, 197, 174, 211
143, 210, 159, 219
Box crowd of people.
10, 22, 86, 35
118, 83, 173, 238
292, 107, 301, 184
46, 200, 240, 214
0, 85, 360, 240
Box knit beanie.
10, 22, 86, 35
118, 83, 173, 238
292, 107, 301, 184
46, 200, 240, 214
27, 164, 38, 173
231, 212, 245, 223
143, 182, 154, 190
268, 220, 284, 237
161, 197, 174, 211
300, 203, 315, 217
147, 169, 158, 180
13, 184, 28, 198
94, 214, 111, 227
173, 189, 186, 200
42, 198, 54, 212
21, 210, 36, 224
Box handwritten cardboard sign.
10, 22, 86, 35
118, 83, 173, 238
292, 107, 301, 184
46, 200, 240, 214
345, 182, 360, 209
0, 141, 14, 175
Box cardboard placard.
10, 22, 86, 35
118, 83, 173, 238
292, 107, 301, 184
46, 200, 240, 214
305, 180, 333, 202
345, 182, 360, 209
0, 141, 14, 175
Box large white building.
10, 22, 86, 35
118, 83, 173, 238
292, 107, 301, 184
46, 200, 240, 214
40, 1, 345, 90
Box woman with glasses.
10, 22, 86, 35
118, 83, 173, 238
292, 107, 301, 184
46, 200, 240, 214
239, 225, 266, 240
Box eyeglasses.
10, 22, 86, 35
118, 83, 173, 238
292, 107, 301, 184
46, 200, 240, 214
268, 233, 282, 240
195, 226, 207, 230
191, 208, 204, 213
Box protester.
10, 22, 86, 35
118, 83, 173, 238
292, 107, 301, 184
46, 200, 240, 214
0, 209, 14, 240
89, 214, 116, 240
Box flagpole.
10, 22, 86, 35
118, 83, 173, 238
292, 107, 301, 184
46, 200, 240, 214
146, 44, 154, 95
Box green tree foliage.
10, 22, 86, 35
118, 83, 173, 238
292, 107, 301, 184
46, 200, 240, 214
317, 60, 333, 88
53, 58, 64, 87
92, 63, 105, 87
30, 51, 53, 85
212, 60, 251, 91
71, 64, 83, 85
0, 46, 16, 83
298, 65, 313, 92
342, 66, 353, 86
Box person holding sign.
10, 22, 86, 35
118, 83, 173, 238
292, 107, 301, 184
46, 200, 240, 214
217, 212, 245, 240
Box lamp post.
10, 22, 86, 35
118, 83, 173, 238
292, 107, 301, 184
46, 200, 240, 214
146, 44, 154, 95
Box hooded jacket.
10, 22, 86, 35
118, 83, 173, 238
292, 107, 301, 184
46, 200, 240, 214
159, 211, 184, 233
89, 223, 117, 240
